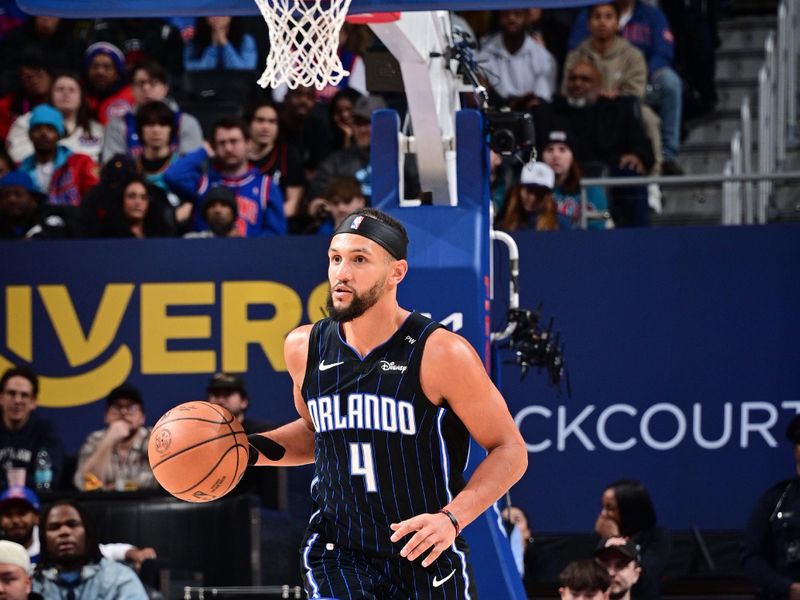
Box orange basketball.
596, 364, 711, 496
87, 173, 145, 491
148, 401, 249, 503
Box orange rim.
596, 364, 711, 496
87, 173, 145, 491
345, 11, 401, 24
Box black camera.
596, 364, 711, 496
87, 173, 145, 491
486, 111, 535, 156
503, 307, 566, 391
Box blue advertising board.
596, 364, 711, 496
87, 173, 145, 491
1, 223, 797, 536
495, 224, 800, 533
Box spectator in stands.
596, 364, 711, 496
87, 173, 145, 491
113, 99, 189, 230
183, 16, 257, 71
94, 176, 175, 239
477, 9, 558, 109
206, 372, 271, 433
281, 86, 333, 174
558, 558, 611, 600
0, 367, 64, 491
308, 95, 385, 202
0, 486, 156, 569
84, 18, 184, 77
16, 105, 99, 207
0, 488, 39, 559
497, 161, 566, 232
0, 540, 40, 600
322, 175, 367, 230
0, 171, 77, 239
660, 1, 717, 121
74, 383, 158, 492
569, 0, 683, 175
32, 501, 148, 599
7, 72, 104, 164
563, 3, 662, 178
527, 9, 572, 82
541, 129, 610, 230
101, 60, 204, 164
1, 16, 85, 76
183, 186, 240, 238
534, 59, 653, 227
246, 100, 305, 220
205, 373, 278, 505
742, 414, 800, 599
165, 117, 286, 237
299, 175, 366, 235
595, 479, 670, 599
595, 537, 642, 600
328, 88, 363, 151
83, 42, 135, 125
80, 153, 138, 237
130, 101, 183, 212
501, 505, 557, 595
564, 3, 646, 101
0, 50, 53, 142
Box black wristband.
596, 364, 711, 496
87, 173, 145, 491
247, 433, 286, 465
439, 509, 460, 536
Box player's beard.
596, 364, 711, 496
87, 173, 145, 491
326, 278, 385, 322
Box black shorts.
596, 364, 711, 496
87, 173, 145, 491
300, 530, 478, 599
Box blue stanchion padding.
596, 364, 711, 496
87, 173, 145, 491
371, 109, 402, 211
372, 107, 526, 599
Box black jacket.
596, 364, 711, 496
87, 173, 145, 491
743, 478, 800, 599
0, 205, 80, 240
532, 94, 656, 173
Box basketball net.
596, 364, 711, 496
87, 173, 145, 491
254, 0, 354, 90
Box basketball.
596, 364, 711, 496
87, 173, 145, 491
148, 401, 249, 503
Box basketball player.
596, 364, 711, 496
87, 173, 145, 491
247, 207, 528, 598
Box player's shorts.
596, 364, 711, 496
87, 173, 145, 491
300, 530, 478, 599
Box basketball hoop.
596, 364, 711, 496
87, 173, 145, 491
254, 0, 353, 90
254, 0, 401, 91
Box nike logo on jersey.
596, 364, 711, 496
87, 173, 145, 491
432, 569, 456, 588
319, 360, 344, 371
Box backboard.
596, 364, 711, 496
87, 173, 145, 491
17, 0, 598, 18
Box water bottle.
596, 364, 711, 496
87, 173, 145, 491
34, 448, 52, 491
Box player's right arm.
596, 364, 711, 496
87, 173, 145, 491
248, 324, 316, 467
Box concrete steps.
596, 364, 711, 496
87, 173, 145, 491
660, 12, 799, 226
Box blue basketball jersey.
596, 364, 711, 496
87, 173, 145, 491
301, 311, 470, 557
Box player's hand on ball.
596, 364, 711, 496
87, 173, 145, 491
389, 512, 457, 568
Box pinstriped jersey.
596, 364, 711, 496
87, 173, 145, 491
301, 311, 470, 556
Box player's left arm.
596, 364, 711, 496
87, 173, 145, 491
390, 328, 528, 566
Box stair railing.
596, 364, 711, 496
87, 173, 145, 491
757, 33, 775, 223
740, 96, 755, 222
725, 132, 744, 225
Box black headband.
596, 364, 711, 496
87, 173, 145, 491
332, 214, 407, 260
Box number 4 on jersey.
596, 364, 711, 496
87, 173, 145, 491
349, 442, 377, 492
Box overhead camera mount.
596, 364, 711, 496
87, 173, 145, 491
490, 231, 568, 394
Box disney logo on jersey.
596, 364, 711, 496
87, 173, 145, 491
379, 360, 407, 373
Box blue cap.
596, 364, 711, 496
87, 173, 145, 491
0, 486, 40, 513
0, 171, 44, 198
29, 104, 65, 137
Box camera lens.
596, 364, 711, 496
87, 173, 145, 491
491, 129, 516, 155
